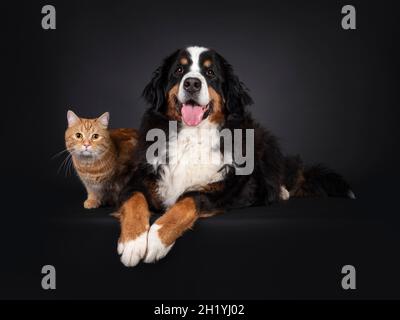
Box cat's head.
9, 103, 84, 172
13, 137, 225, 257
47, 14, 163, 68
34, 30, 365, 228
65, 110, 111, 159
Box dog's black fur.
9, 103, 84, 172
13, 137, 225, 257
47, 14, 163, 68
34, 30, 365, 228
119, 47, 354, 215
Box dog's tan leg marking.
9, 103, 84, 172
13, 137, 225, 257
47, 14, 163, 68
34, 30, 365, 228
118, 192, 151, 267
144, 197, 197, 263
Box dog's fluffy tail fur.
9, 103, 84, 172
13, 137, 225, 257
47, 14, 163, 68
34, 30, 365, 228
284, 155, 355, 199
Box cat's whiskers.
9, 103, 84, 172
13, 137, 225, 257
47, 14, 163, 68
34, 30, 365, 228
57, 149, 80, 176
57, 153, 72, 175
66, 155, 75, 177
51, 148, 70, 159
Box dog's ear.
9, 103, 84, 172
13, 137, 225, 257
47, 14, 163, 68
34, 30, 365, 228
142, 50, 180, 110
218, 54, 253, 117
142, 66, 164, 110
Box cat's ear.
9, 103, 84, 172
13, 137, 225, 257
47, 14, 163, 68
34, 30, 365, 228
97, 112, 110, 128
67, 110, 80, 127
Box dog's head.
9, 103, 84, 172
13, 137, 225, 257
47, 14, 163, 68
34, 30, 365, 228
142, 46, 253, 127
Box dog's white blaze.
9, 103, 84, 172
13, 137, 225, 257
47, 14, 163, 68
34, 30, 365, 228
176, 46, 210, 107
157, 119, 230, 208
187, 46, 208, 72
177, 71, 210, 106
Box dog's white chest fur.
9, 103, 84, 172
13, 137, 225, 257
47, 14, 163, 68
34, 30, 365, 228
156, 120, 227, 207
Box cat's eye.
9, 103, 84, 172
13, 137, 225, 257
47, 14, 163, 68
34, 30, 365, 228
75, 133, 82, 139
92, 134, 99, 140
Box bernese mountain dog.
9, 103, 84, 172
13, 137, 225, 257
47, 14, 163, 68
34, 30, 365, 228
116, 46, 355, 267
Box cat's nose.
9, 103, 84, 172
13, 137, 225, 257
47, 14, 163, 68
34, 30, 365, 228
83, 142, 90, 148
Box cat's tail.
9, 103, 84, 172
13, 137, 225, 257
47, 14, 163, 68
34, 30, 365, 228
284, 155, 356, 199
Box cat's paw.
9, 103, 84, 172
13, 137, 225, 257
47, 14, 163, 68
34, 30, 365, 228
84, 199, 101, 209
280, 186, 290, 201
144, 224, 174, 263
118, 232, 148, 267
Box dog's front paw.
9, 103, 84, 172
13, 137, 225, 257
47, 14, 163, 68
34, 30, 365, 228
84, 198, 101, 209
144, 224, 174, 263
118, 232, 148, 267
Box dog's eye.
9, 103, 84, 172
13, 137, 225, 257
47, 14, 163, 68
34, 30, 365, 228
206, 69, 215, 77
75, 133, 82, 139
175, 66, 184, 75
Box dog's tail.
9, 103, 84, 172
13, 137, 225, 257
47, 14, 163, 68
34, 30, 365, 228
284, 155, 356, 199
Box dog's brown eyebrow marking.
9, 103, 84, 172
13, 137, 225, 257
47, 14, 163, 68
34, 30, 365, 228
203, 59, 212, 67
180, 57, 188, 65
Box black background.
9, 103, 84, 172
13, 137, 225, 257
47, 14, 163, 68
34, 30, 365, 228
2, 0, 400, 299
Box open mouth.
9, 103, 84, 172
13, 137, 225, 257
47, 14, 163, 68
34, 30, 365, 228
176, 98, 212, 126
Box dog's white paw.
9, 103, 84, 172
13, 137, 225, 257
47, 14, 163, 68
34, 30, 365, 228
118, 232, 148, 267
280, 186, 290, 201
144, 224, 174, 263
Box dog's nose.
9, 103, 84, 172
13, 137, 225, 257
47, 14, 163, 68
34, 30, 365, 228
183, 77, 202, 93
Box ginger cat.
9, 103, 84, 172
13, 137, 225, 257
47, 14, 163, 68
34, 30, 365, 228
65, 110, 138, 209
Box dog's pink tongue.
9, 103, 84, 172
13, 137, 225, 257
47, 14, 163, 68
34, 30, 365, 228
181, 104, 205, 126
